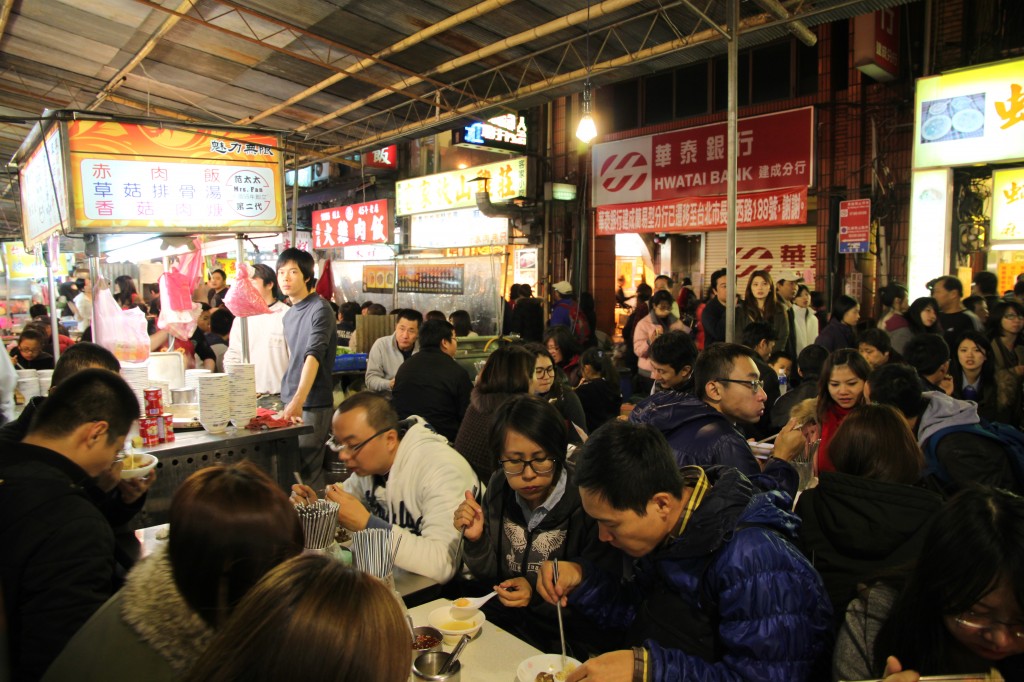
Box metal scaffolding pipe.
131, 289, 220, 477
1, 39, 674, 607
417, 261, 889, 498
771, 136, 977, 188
725, 0, 738, 343
749, 0, 818, 46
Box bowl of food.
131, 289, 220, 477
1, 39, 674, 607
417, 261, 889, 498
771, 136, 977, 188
750, 442, 774, 461
426, 606, 486, 645
412, 626, 444, 660
119, 453, 157, 479
517, 654, 582, 682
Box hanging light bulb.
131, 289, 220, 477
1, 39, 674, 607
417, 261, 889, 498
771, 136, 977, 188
576, 79, 597, 144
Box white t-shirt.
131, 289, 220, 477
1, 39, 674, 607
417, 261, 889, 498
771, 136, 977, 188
73, 292, 92, 331
222, 300, 290, 394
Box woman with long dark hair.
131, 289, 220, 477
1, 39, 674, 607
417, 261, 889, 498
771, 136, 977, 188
891, 296, 942, 355
524, 342, 587, 443
986, 301, 1024, 428
544, 325, 582, 386
735, 270, 789, 351
834, 487, 1024, 680
113, 274, 144, 311
877, 283, 910, 334
949, 331, 1006, 424
815, 349, 871, 474
814, 295, 860, 353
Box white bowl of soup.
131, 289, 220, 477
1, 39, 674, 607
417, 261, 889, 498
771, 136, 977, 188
120, 453, 157, 479
517, 654, 583, 682
426, 606, 486, 645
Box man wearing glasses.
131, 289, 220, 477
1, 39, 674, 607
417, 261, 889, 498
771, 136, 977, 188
629, 343, 802, 497
291, 392, 479, 584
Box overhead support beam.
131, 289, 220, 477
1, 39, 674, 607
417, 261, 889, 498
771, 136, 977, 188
88, 0, 195, 110
0, 0, 15, 41
239, 0, 517, 126
294, 0, 650, 135
749, 0, 818, 45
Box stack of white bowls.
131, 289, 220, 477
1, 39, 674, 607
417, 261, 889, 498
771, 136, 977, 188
197, 373, 231, 434
185, 369, 211, 391
36, 369, 54, 395
120, 364, 151, 417
16, 369, 41, 404
224, 362, 256, 427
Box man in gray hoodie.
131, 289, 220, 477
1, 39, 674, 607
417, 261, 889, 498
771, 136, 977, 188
866, 364, 1018, 495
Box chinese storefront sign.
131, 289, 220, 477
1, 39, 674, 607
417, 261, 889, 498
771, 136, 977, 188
992, 168, 1024, 243
312, 199, 391, 249
452, 113, 529, 153
18, 124, 69, 247
361, 264, 466, 295
594, 187, 807, 236
410, 208, 508, 248
2, 242, 45, 279
854, 10, 899, 82
443, 245, 507, 258
396, 157, 528, 216
64, 120, 284, 232
363, 145, 398, 170
838, 198, 872, 253
591, 108, 813, 207
914, 57, 1024, 169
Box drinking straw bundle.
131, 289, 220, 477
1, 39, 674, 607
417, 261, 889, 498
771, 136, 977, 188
295, 500, 340, 550
351, 528, 402, 579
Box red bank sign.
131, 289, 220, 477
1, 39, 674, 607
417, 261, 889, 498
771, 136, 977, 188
592, 107, 814, 207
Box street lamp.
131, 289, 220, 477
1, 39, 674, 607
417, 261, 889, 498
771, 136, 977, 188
576, 79, 596, 144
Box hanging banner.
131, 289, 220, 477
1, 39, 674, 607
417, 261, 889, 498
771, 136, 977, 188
312, 199, 391, 249
595, 187, 807, 236
592, 108, 814, 207
396, 157, 528, 216
18, 124, 69, 248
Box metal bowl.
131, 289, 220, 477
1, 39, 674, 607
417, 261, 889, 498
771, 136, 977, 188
411, 626, 444, 661
413, 651, 461, 681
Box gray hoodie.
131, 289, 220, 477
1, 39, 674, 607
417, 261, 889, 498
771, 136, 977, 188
916, 390, 980, 445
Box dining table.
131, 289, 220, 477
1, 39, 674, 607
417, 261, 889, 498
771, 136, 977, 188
408, 598, 544, 682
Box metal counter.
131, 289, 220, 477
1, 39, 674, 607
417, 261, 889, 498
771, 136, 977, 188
132, 424, 313, 529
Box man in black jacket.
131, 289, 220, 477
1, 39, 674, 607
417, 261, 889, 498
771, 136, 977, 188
771, 344, 828, 430
700, 268, 729, 345
392, 319, 473, 443
0, 370, 140, 681
509, 284, 545, 342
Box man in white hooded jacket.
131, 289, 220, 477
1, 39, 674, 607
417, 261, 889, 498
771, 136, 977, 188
292, 392, 480, 584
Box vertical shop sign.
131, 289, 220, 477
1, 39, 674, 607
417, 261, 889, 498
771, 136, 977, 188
854, 10, 900, 82
838, 199, 871, 254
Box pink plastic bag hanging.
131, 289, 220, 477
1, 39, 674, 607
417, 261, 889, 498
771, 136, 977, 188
93, 277, 150, 363
223, 263, 271, 317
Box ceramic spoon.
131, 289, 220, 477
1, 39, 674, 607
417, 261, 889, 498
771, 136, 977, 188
450, 591, 497, 619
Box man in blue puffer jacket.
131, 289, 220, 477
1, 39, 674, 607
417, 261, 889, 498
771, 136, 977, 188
537, 421, 832, 682
629, 342, 800, 499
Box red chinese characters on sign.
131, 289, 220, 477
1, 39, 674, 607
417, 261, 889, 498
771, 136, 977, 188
854, 10, 900, 82
592, 108, 814, 207
312, 199, 390, 249
595, 187, 807, 236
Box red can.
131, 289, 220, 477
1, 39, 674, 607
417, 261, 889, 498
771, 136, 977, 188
159, 413, 175, 443
139, 417, 160, 446
144, 388, 163, 416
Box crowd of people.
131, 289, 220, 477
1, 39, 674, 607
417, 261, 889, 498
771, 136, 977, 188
3, 260, 1024, 682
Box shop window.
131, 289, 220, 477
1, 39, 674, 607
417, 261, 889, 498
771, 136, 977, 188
751, 42, 792, 103
596, 80, 640, 133
674, 63, 710, 118
831, 20, 849, 92
712, 54, 750, 111
644, 72, 674, 125
796, 41, 818, 96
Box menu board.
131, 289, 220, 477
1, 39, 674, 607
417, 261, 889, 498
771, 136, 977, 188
361, 264, 466, 295
18, 124, 69, 248
64, 120, 285, 233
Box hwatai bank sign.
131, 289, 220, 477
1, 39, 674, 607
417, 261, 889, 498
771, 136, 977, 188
591, 107, 814, 207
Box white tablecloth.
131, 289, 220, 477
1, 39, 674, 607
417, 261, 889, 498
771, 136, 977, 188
408, 599, 542, 682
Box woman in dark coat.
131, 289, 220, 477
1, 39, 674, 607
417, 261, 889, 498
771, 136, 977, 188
814, 294, 860, 353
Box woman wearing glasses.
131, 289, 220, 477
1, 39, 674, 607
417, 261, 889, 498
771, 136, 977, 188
524, 343, 587, 444
453, 395, 613, 654
986, 301, 1024, 428
834, 487, 1024, 680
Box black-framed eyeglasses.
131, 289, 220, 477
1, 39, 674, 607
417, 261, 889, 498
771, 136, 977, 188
534, 366, 556, 377
500, 456, 556, 476
326, 428, 391, 454
714, 378, 766, 394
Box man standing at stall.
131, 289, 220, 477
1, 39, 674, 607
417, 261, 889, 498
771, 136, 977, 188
277, 248, 338, 491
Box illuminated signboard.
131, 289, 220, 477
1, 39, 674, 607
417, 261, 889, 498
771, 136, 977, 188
57, 119, 285, 233
18, 123, 69, 248
991, 168, 1024, 243
914, 57, 1024, 169
363, 145, 398, 170
854, 10, 899, 82
409, 208, 508, 248
452, 113, 529, 153
312, 199, 391, 249
907, 169, 954, 299
396, 157, 528, 216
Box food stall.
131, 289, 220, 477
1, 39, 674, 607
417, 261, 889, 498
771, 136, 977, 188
14, 110, 310, 515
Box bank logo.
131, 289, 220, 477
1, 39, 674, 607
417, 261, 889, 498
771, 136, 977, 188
600, 152, 649, 193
